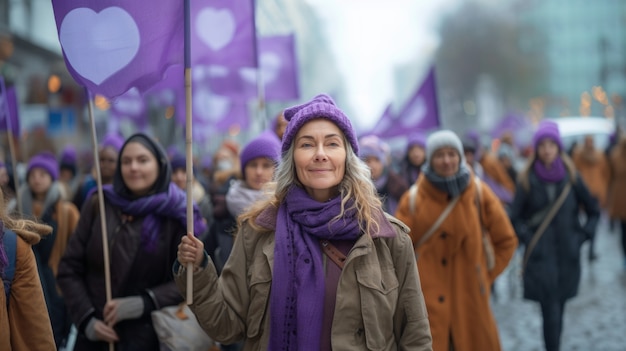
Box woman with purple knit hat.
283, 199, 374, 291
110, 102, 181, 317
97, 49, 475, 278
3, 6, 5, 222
175, 94, 432, 351
8, 151, 81, 348
57, 133, 207, 351
510, 121, 600, 351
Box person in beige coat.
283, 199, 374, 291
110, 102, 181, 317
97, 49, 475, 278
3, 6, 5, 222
175, 94, 433, 351
0, 188, 56, 351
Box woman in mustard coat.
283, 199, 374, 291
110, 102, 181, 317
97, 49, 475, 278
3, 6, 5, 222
396, 130, 518, 351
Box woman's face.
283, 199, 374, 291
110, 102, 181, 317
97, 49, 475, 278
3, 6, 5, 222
28, 168, 52, 196
244, 157, 275, 191
0, 168, 8, 186
430, 147, 460, 178
99, 147, 118, 182
408, 145, 426, 167
537, 138, 560, 165
120, 142, 159, 196
364, 156, 384, 180
293, 119, 346, 202
171, 168, 187, 190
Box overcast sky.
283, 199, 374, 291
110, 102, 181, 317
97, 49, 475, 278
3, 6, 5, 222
304, 0, 461, 131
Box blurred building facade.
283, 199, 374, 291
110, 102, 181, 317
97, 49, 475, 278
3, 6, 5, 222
517, 0, 626, 124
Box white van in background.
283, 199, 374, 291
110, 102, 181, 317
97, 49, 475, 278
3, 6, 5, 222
548, 116, 616, 152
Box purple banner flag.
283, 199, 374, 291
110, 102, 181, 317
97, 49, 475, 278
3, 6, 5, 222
379, 67, 440, 138
52, 0, 184, 99
190, 87, 249, 141
207, 34, 300, 101
191, 0, 257, 68
109, 87, 148, 128
363, 103, 394, 137
0, 77, 20, 137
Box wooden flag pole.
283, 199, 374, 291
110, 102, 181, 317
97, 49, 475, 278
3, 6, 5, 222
86, 91, 114, 351
184, 0, 194, 305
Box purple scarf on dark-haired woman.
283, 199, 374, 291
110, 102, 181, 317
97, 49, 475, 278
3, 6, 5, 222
268, 186, 362, 351
102, 183, 206, 252
533, 156, 567, 183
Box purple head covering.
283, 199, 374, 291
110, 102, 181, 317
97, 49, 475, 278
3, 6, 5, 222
407, 132, 427, 150
359, 135, 387, 162
281, 94, 359, 155
28, 152, 59, 181
100, 133, 125, 152
169, 150, 187, 171
533, 120, 563, 151
240, 134, 281, 178
60, 145, 77, 166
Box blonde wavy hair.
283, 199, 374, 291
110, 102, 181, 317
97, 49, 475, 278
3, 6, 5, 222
239, 134, 383, 236
0, 188, 51, 244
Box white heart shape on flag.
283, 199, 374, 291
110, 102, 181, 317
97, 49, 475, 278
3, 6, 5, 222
401, 96, 427, 127
239, 52, 282, 85
113, 88, 144, 115
60, 7, 140, 85
193, 89, 230, 122
196, 8, 236, 51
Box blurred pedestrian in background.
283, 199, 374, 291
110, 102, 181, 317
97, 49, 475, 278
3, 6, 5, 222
606, 132, 626, 269
509, 121, 600, 351
175, 94, 433, 350
399, 132, 427, 186
571, 135, 610, 261
58, 145, 80, 201
0, 186, 56, 351
58, 133, 206, 350
9, 151, 80, 348
359, 135, 408, 214
395, 129, 517, 351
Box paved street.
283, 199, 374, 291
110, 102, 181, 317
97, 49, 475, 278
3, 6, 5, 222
492, 217, 626, 351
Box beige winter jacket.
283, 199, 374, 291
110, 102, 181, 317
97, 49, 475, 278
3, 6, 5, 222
175, 212, 432, 351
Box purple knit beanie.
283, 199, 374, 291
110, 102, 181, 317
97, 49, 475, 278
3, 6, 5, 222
240, 133, 281, 178
359, 135, 387, 162
533, 120, 563, 151
407, 132, 427, 150
28, 152, 59, 181
169, 151, 187, 171
281, 94, 359, 155
60, 145, 77, 166
101, 133, 125, 152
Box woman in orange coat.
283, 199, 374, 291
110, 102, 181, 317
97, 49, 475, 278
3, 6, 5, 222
396, 130, 518, 351
0, 188, 56, 351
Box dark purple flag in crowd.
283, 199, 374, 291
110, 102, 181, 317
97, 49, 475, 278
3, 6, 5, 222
363, 104, 394, 136
0, 77, 20, 137
51, 0, 184, 99
191, 0, 257, 68
379, 67, 440, 138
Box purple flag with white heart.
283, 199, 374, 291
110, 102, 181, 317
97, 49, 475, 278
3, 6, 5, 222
191, 0, 257, 68
109, 87, 148, 129
190, 87, 250, 140
51, 0, 184, 99
0, 77, 20, 137
379, 67, 440, 138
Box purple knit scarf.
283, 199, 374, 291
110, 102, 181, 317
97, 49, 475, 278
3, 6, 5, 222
268, 186, 361, 351
533, 156, 567, 183
102, 183, 206, 252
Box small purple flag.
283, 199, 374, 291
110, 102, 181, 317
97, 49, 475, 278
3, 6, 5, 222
191, 0, 257, 68
109, 87, 148, 128
364, 104, 394, 137
0, 77, 20, 137
52, 0, 184, 99
379, 67, 440, 138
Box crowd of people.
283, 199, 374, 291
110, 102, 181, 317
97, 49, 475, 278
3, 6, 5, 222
0, 93, 625, 351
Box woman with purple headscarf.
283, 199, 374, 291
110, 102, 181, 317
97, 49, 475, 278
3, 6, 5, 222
175, 94, 432, 351
510, 121, 600, 351
57, 133, 206, 351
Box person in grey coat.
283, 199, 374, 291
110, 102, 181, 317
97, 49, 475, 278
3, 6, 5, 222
509, 121, 600, 351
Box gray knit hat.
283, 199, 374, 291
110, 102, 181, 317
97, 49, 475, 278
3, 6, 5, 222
426, 130, 465, 163
281, 94, 359, 155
